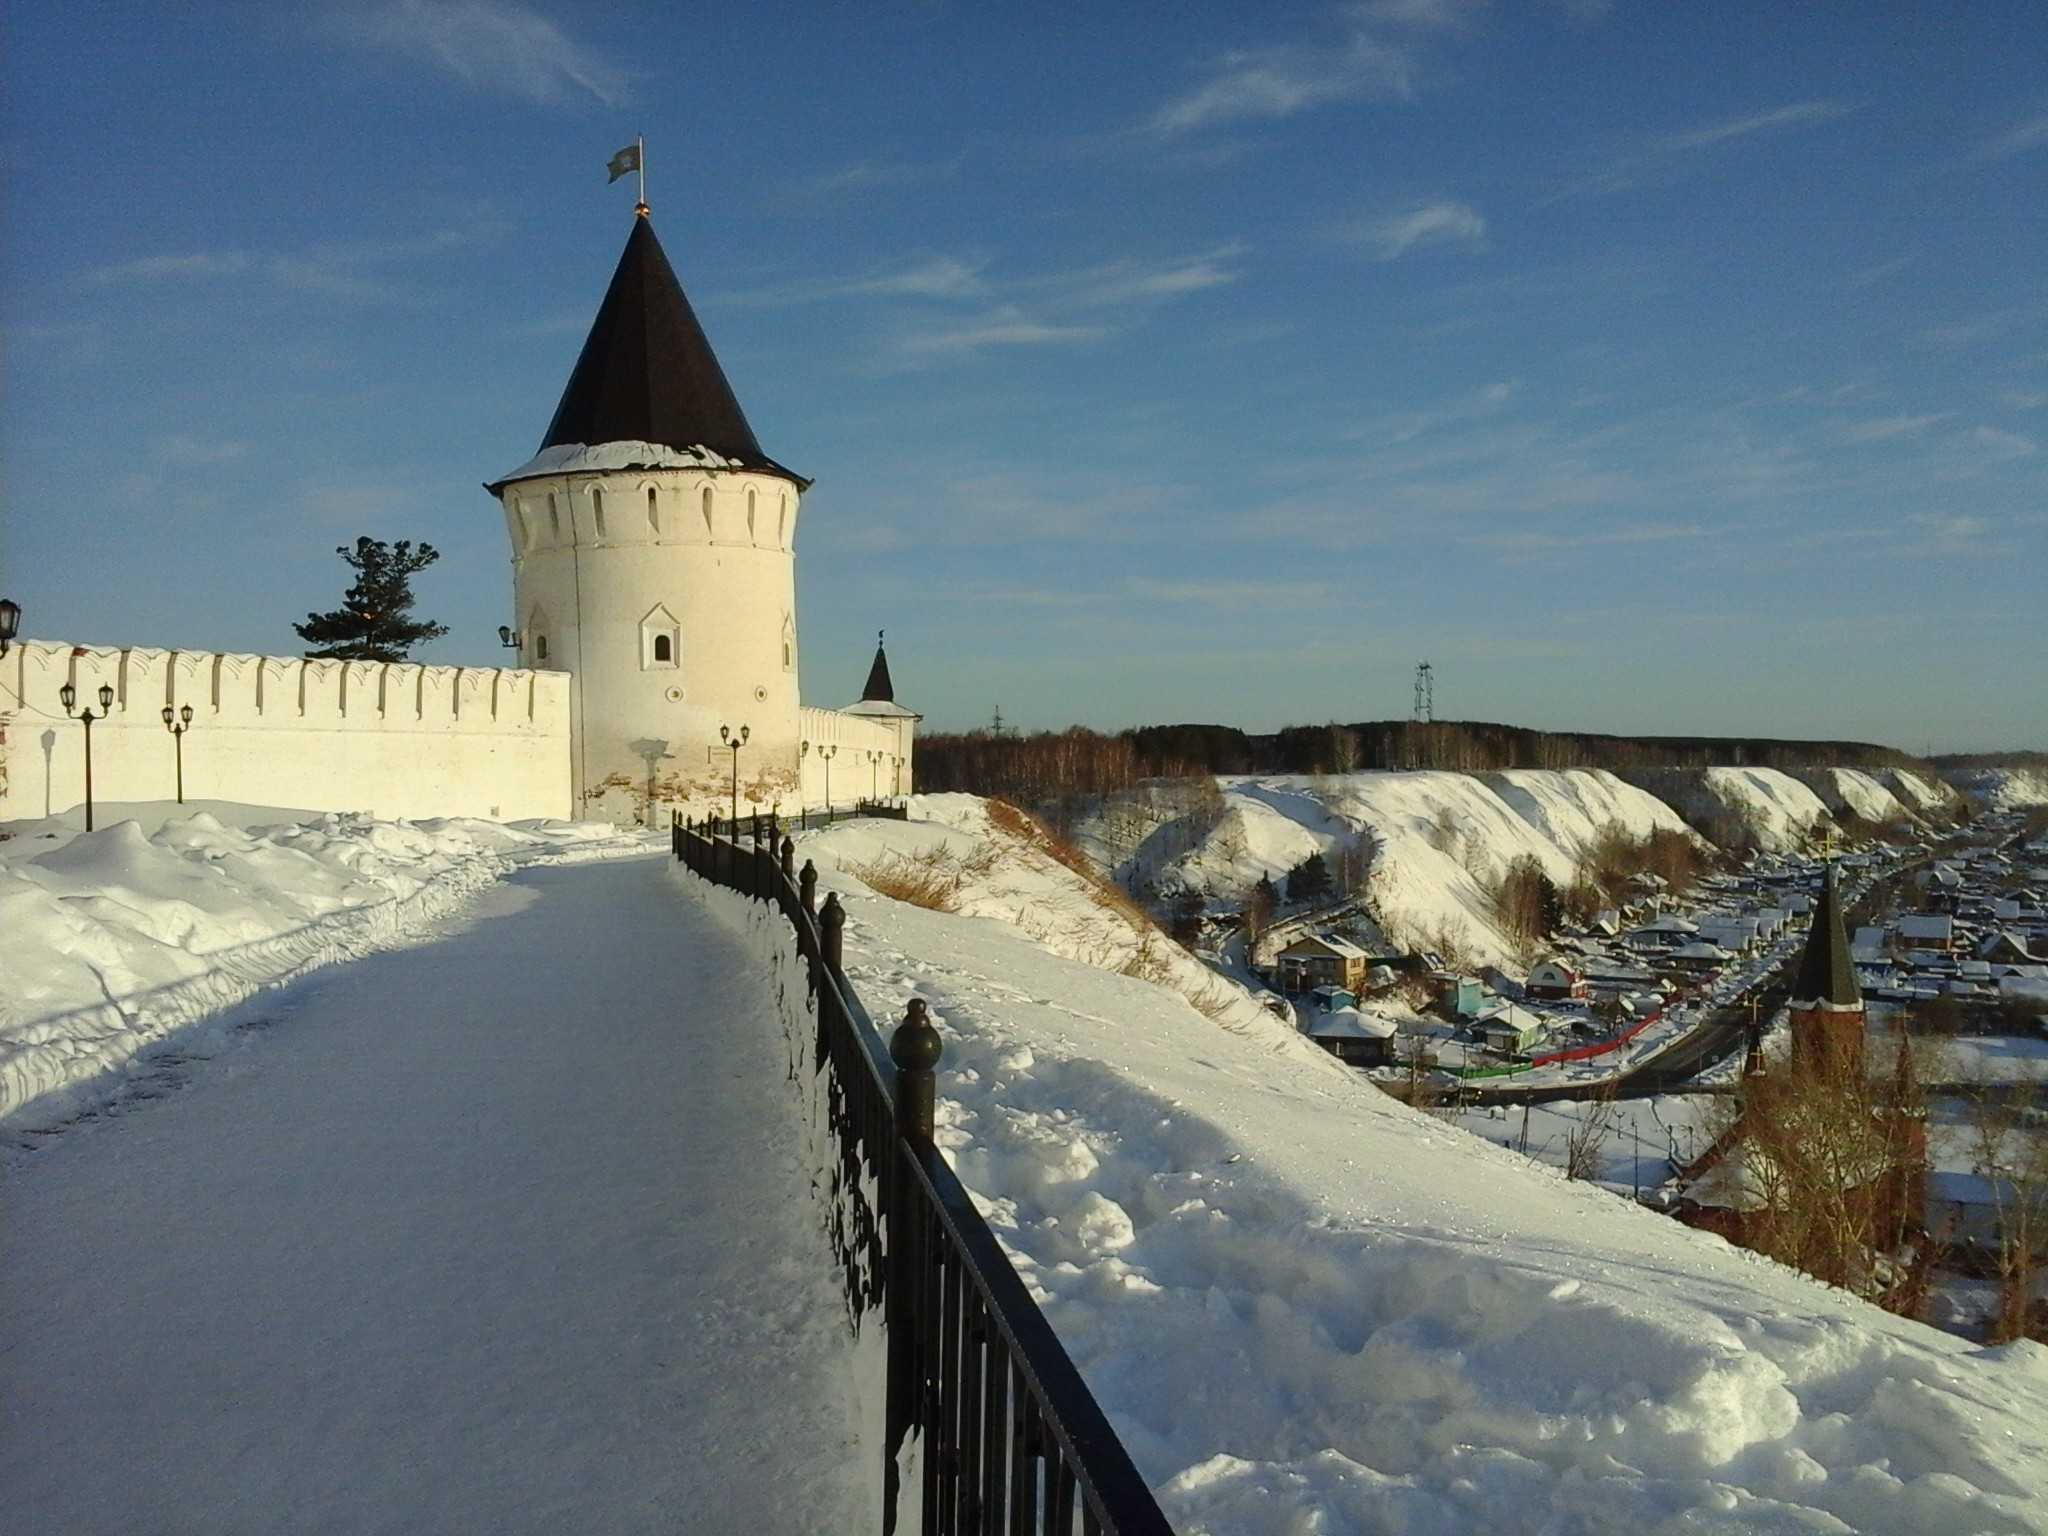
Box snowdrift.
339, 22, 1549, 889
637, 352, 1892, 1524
1081, 770, 1696, 967
0, 806, 649, 1123
731, 800, 2048, 1535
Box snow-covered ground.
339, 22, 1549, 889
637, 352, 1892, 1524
778, 800, 2048, 1535
1794, 766, 1916, 827
1455, 1092, 1727, 1191
1942, 766, 2048, 812
1620, 767, 1834, 854
0, 801, 651, 1124
1078, 769, 1695, 967
2, 855, 870, 1533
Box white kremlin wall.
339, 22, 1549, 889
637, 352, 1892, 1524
0, 640, 572, 824
797, 705, 914, 809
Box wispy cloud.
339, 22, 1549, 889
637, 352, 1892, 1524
328, 0, 625, 107
1464, 522, 1707, 554
1840, 413, 1952, 443
1981, 112, 2048, 160
893, 307, 1107, 360
851, 256, 990, 301
1358, 0, 1485, 31
84, 225, 492, 303
1148, 28, 1414, 134
152, 434, 250, 466
1031, 247, 1244, 308
1967, 425, 2038, 460
2002, 389, 2048, 411
789, 154, 966, 200
1555, 99, 1853, 199
1355, 199, 1487, 259
1846, 254, 1913, 289
88, 251, 252, 285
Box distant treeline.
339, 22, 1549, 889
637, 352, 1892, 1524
1926, 750, 2048, 769
916, 719, 1923, 801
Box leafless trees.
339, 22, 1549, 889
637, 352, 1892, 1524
1564, 1082, 1622, 1181
1493, 853, 1562, 963
1964, 1083, 2048, 1343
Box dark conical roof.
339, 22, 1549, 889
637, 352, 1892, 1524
515, 215, 803, 488
1789, 862, 1861, 1010
861, 632, 895, 703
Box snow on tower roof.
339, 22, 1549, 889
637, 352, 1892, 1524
487, 215, 805, 493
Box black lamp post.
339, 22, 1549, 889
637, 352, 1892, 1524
60, 680, 116, 831
818, 742, 837, 813
719, 723, 749, 825
497, 625, 522, 657
0, 598, 19, 659
161, 703, 195, 804
868, 749, 881, 799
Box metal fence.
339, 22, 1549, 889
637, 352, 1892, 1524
674, 810, 1174, 1536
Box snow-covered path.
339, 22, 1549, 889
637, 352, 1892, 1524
1, 855, 868, 1534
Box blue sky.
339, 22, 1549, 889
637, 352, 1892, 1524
3, 1, 2043, 750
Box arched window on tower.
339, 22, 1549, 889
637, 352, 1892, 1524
547, 493, 560, 539
781, 615, 795, 673
646, 486, 660, 534
746, 487, 757, 542
701, 485, 714, 538
536, 635, 549, 661
591, 486, 606, 539
640, 604, 682, 671
527, 604, 553, 666
515, 500, 534, 550
778, 494, 788, 547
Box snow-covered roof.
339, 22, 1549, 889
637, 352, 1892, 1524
1282, 932, 1369, 960
1899, 914, 1954, 941
1306, 1007, 1397, 1041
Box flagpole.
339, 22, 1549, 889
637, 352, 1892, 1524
637, 133, 646, 213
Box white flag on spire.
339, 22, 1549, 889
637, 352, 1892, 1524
606, 144, 641, 184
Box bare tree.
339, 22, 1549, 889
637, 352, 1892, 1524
1966, 1082, 2048, 1343
1565, 1080, 1622, 1181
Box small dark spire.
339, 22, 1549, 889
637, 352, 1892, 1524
1789, 862, 1861, 1010
861, 631, 895, 703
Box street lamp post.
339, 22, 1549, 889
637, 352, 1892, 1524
0, 598, 19, 658
818, 743, 837, 814
719, 723, 749, 826
497, 625, 522, 659
161, 704, 195, 804
868, 749, 881, 800
60, 681, 116, 831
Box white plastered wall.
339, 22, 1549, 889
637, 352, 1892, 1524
0, 640, 572, 824
796, 706, 913, 810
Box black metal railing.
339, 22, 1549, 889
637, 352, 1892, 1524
674, 810, 1173, 1535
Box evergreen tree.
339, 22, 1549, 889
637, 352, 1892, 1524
1244, 874, 1278, 951
1286, 852, 1332, 906
295, 538, 450, 662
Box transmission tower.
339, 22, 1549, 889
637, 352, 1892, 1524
1411, 661, 1435, 724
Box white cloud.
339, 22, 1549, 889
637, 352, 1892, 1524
1968, 425, 2038, 460
1358, 0, 1485, 31
333, 0, 625, 107
848, 257, 990, 300
1358, 199, 1487, 259
1044, 248, 1245, 308
1657, 100, 1851, 153
1465, 522, 1706, 553
87, 251, 251, 285
1556, 99, 1852, 199
152, 434, 250, 466
1840, 413, 1952, 443
2002, 390, 2048, 411
893, 307, 1107, 359
791, 154, 965, 199
1149, 31, 1414, 134
1981, 113, 2048, 160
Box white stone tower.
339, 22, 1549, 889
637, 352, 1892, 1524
487, 210, 810, 821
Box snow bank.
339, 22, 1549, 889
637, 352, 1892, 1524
699, 804, 2048, 1535
1793, 767, 1915, 827
805, 793, 1272, 1034
1880, 768, 1968, 820
1942, 767, 2048, 812
1086, 770, 1694, 967
0, 807, 651, 1123
1620, 767, 1834, 853
490, 438, 741, 486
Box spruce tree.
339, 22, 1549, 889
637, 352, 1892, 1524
295, 538, 450, 662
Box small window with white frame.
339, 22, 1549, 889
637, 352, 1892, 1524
640, 603, 682, 671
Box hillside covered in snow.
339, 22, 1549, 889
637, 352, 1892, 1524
1076, 769, 1699, 966
745, 798, 2048, 1534
1941, 765, 2048, 812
